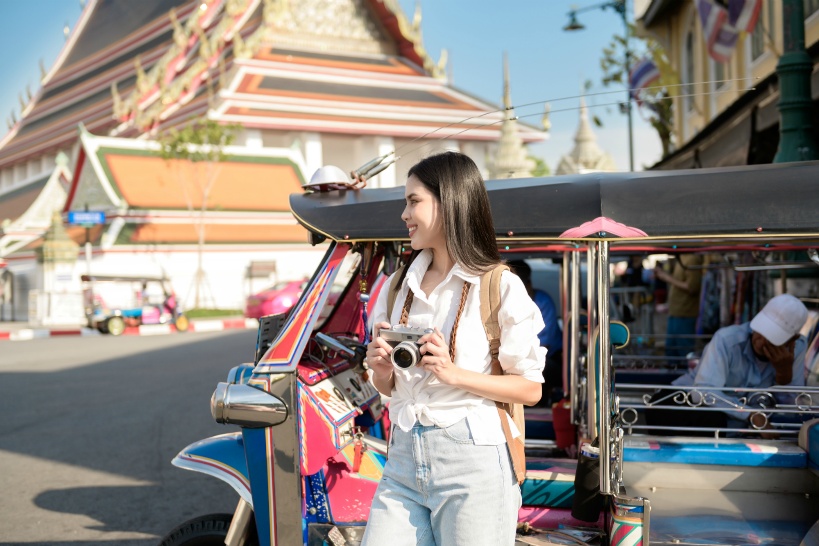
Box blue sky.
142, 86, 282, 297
0, 0, 662, 172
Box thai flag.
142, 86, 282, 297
728, 0, 762, 34
696, 0, 740, 62
711, 23, 740, 62
696, 0, 728, 51
629, 58, 661, 105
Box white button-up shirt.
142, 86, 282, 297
369, 249, 546, 445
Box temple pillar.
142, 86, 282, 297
302, 132, 323, 176
30, 212, 84, 326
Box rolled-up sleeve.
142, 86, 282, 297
367, 272, 393, 336
497, 271, 547, 382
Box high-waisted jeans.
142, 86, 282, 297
361, 418, 521, 546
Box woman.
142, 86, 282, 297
362, 152, 546, 546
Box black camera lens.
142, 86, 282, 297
393, 347, 414, 369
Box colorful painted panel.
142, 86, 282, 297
298, 368, 380, 476
609, 506, 645, 546
299, 380, 353, 476
257, 244, 348, 372
518, 506, 604, 528
323, 441, 386, 524
623, 437, 807, 468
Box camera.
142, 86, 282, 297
380, 325, 433, 369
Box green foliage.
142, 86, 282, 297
529, 156, 551, 177
185, 308, 244, 318
159, 120, 240, 163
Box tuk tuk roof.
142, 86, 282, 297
289, 161, 819, 245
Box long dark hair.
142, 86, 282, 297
397, 151, 500, 286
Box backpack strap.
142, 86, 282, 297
385, 264, 406, 322
480, 264, 527, 485
480, 264, 508, 362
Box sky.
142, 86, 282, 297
0, 0, 663, 173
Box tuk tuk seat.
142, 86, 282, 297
623, 436, 807, 468
520, 458, 577, 508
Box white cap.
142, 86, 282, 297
750, 294, 808, 346
308, 165, 348, 186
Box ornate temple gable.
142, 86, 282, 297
113, 0, 260, 133
232, 0, 445, 77
259, 0, 395, 56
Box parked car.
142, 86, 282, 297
244, 279, 307, 319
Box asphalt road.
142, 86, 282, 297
0, 329, 260, 545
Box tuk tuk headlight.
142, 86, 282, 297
211, 382, 288, 428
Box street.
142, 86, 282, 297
0, 330, 258, 545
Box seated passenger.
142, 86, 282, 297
649, 294, 808, 434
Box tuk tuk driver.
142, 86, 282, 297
675, 294, 809, 429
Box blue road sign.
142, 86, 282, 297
68, 211, 106, 225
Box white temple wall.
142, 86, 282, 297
89, 245, 327, 310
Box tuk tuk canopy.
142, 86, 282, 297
289, 161, 819, 245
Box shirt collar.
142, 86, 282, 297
405, 249, 482, 288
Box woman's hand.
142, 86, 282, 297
419, 327, 462, 385
367, 322, 394, 380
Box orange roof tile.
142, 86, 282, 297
100, 152, 304, 211
254, 48, 422, 76
125, 222, 308, 244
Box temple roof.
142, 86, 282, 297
61, 128, 309, 246
0, 0, 196, 167
0, 0, 544, 169
94, 150, 303, 211
66, 127, 307, 212
0, 161, 72, 258
0, 176, 50, 227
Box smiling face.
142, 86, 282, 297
402, 174, 445, 252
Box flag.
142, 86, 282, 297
629, 58, 661, 105
710, 22, 740, 62
728, 0, 762, 34
696, 0, 728, 51
695, 0, 740, 62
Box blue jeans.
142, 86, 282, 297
362, 418, 521, 546
665, 316, 697, 358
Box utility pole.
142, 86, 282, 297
774, 0, 819, 163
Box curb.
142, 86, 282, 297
0, 318, 258, 341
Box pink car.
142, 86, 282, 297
244, 279, 307, 319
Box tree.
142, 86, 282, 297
529, 155, 551, 177
159, 119, 239, 308
594, 24, 676, 159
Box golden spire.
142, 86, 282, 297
503, 51, 511, 111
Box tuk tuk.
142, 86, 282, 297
81, 274, 188, 335
161, 161, 819, 546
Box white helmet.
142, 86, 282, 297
307, 165, 349, 186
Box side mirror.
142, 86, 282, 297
211, 383, 288, 428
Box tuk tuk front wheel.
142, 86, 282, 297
174, 313, 189, 332
158, 514, 258, 546
105, 316, 125, 336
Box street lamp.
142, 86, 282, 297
563, 0, 634, 171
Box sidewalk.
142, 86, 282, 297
0, 316, 259, 341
